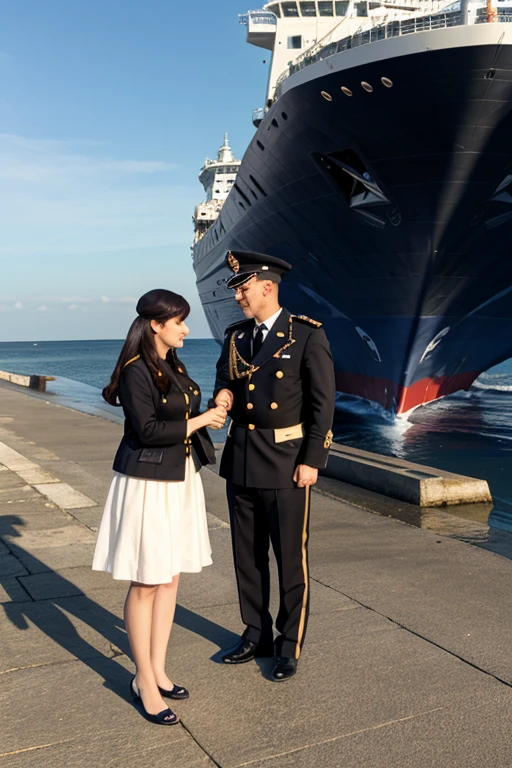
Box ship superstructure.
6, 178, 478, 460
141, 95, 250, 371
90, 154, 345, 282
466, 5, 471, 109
193, 134, 241, 244
193, 0, 512, 415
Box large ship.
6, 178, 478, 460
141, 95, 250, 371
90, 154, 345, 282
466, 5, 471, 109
192, 0, 512, 416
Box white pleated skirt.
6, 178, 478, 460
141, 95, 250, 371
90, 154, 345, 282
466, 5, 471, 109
92, 454, 212, 584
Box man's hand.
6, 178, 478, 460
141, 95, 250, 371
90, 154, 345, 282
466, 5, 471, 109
293, 464, 318, 488
215, 388, 234, 411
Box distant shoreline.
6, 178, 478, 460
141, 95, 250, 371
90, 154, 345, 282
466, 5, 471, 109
0, 337, 214, 344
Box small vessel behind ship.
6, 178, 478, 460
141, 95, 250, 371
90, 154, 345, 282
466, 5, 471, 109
193, 0, 512, 416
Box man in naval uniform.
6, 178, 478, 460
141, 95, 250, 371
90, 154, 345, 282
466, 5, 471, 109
212, 250, 335, 681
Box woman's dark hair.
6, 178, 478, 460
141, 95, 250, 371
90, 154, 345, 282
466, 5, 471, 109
102, 289, 190, 406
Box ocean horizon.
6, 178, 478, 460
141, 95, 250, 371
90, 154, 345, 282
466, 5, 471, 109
1, 338, 512, 533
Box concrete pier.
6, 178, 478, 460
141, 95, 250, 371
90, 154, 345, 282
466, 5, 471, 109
1, 381, 512, 767
325, 443, 492, 506
0, 369, 55, 392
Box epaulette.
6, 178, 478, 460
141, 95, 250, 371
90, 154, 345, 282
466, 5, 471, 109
225, 318, 252, 334
123, 354, 141, 368
291, 314, 323, 328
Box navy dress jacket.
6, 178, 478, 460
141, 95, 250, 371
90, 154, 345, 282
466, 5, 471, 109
112, 355, 215, 481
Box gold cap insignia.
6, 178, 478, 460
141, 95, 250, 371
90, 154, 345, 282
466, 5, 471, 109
324, 430, 333, 449
227, 252, 240, 273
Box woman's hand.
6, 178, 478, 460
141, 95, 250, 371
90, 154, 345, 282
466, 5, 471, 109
187, 405, 227, 436
204, 405, 227, 430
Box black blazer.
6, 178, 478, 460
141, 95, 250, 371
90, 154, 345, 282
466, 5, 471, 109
112, 356, 215, 481
213, 308, 335, 489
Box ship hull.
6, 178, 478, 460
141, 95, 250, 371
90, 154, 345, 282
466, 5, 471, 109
193, 24, 512, 415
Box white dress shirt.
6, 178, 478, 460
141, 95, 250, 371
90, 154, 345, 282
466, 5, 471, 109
252, 307, 283, 353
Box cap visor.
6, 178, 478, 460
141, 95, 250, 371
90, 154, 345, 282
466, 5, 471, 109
227, 271, 257, 289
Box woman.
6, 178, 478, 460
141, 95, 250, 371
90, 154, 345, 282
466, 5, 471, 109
92, 289, 226, 725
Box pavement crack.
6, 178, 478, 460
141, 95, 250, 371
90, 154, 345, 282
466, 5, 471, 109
178, 721, 223, 768
233, 708, 445, 766
108, 643, 125, 659
312, 574, 512, 690
14, 575, 35, 601
0, 740, 72, 758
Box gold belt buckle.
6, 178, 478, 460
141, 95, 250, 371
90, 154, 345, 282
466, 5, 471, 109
274, 423, 303, 444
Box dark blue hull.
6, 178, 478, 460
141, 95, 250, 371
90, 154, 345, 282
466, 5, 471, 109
193, 32, 512, 413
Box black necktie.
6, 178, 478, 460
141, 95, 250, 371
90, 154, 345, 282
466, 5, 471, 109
252, 323, 267, 359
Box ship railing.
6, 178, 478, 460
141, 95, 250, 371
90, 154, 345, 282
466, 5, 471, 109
274, 11, 467, 97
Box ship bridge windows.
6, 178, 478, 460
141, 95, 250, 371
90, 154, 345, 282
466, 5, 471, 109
318, 1, 334, 14
288, 34, 303, 47
356, 2, 368, 16
335, 1, 349, 15
267, 2, 281, 15
282, 1, 300, 16
300, 1, 317, 15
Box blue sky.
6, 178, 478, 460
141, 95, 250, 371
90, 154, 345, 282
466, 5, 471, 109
0, 0, 267, 341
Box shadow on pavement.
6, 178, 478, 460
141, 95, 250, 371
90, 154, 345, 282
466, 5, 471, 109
1, 514, 237, 702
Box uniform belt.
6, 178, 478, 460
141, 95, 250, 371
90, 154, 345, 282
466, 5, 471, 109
229, 421, 303, 443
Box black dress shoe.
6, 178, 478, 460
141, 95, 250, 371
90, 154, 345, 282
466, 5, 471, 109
130, 677, 179, 725
158, 683, 189, 700
271, 657, 297, 682
222, 638, 274, 664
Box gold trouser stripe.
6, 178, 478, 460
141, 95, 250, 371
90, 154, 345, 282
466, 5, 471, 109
295, 485, 311, 660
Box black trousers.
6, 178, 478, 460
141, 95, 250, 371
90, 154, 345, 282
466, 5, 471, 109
226, 482, 311, 659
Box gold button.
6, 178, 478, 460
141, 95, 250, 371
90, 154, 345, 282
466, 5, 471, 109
248, 424, 255, 430
162, 398, 167, 404
270, 402, 278, 410
247, 403, 254, 410
194, 390, 199, 395
158, 371, 163, 377
277, 331, 285, 338
275, 371, 284, 379
189, 385, 194, 391
178, 367, 184, 373
248, 383, 255, 391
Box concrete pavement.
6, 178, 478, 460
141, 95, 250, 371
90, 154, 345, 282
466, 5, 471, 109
1, 382, 512, 767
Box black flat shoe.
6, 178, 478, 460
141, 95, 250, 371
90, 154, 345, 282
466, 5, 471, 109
222, 638, 274, 664
158, 683, 189, 700
271, 657, 297, 682
130, 676, 180, 725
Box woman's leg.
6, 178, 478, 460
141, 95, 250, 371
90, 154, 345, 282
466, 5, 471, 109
150, 575, 180, 689
124, 582, 169, 714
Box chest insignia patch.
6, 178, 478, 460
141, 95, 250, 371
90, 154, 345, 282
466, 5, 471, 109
281, 354, 291, 359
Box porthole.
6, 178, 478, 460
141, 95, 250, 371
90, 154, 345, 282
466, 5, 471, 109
321, 90, 333, 101
281, 111, 288, 120
361, 81, 373, 92
341, 86, 353, 96
271, 118, 279, 127
257, 140, 265, 150
381, 77, 393, 88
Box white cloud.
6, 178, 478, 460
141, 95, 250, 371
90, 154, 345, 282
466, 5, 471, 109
14, 301, 23, 310
100, 295, 137, 304
37, 305, 48, 312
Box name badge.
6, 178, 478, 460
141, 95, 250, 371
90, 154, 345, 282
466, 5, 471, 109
281, 354, 291, 359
